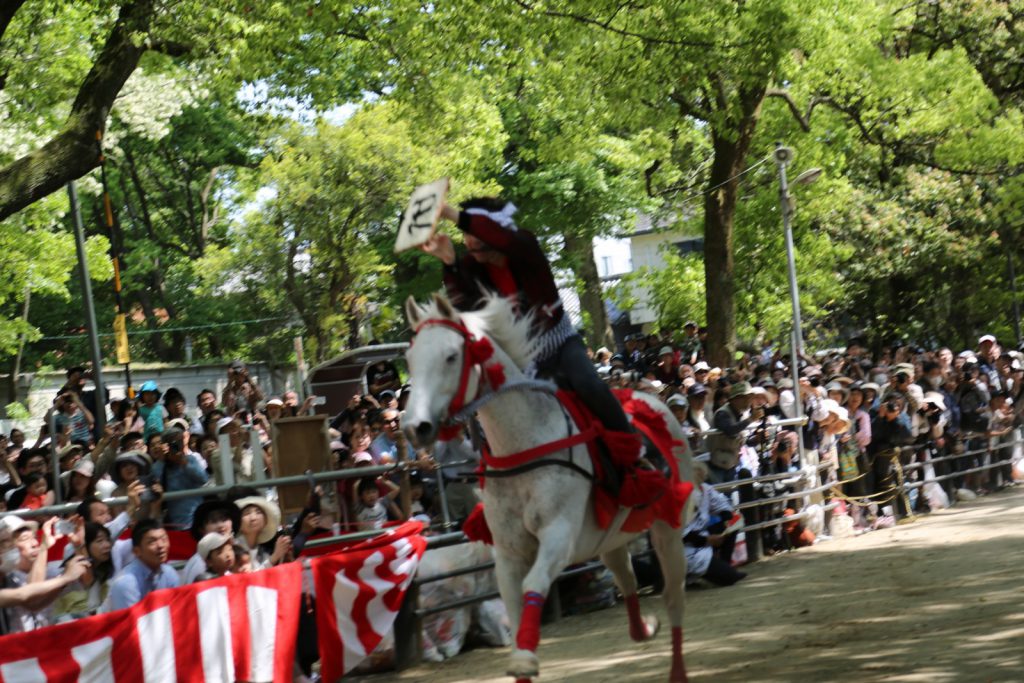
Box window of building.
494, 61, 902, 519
674, 238, 704, 256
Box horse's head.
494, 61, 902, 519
403, 292, 490, 447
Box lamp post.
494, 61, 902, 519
773, 143, 821, 464
773, 144, 822, 357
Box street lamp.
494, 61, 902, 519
773, 143, 821, 466
773, 143, 821, 357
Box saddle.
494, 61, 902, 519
465, 388, 693, 543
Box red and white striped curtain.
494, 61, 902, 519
0, 521, 427, 683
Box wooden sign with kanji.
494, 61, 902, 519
394, 177, 449, 253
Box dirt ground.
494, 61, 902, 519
379, 486, 1024, 683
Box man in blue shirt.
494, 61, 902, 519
370, 408, 414, 464
108, 519, 180, 611
151, 427, 209, 529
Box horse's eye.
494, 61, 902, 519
445, 353, 458, 364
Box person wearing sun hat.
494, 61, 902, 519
652, 346, 679, 385
705, 381, 761, 483
192, 533, 236, 583
234, 496, 289, 570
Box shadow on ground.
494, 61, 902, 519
367, 487, 1024, 683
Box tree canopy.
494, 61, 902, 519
3, 0, 1024, 396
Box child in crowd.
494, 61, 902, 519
355, 476, 401, 530
193, 533, 236, 582
10, 472, 53, 510
233, 545, 253, 574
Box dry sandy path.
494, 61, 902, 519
376, 486, 1024, 682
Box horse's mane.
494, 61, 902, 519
416, 293, 539, 371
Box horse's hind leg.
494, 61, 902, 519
650, 521, 689, 683
507, 519, 577, 681
600, 543, 658, 641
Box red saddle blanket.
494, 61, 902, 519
464, 388, 693, 543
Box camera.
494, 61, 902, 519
138, 473, 159, 504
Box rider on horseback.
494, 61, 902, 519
419, 197, 633, 436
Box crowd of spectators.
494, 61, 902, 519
2, 324, 1023, 658
0, 355, 464, 656
594, 328, 1024, 573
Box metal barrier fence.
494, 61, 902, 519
4, 409, 1021, 672
390, 426, 1024, 670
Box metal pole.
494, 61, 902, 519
435, 467, 452, 528
776, 145, 804, 356
791, 329, 806, 466
96, 131, 132, 399
49, 412, 62, 505
68, 181, 107, 435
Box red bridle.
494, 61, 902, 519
412, 318, 503, 440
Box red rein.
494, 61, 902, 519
413, 318, 504, 440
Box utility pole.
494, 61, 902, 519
68, 181, 106, 434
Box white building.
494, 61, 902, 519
595, 214, 703, 328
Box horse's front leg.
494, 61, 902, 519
507, 518, 577, 681
492, 546, 528, 654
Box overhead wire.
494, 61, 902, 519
37, 316, 296, 341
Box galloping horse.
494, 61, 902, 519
403, 293, 696, 682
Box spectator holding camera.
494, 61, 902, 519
151, 427, 209, 529
110, 449, 162, 521
706, 381, 762, 484
867, 394, 913, 512
47, 390, 94, 448
222, 360, 265, 415
958, 362, 990, 493
683, 457, 746, 586
1, 517, 90, 634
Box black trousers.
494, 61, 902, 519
537, 335, 632, 433
703, 556, 746, 586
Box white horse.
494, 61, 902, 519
403, 293, 695, 683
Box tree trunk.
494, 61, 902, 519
702, 88, 765, 368
134, 288, 169, 359
564, 232, 614, 349
8, 285, 31, 405
0, 0, 156, 221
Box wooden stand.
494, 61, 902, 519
270, 415, 331, 516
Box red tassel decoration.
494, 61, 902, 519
462, 502, 494, 545
485, 362, 506, 389
467, 336, 494, 365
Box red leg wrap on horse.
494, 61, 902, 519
516, 591, 545, 652
670, 626, 688, 683
625, 593, 647, 641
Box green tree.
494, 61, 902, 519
232, 101, 503, 361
